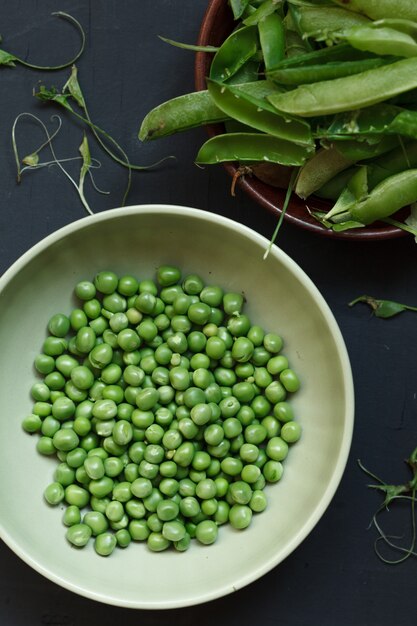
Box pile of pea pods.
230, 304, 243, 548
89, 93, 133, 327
139, 0, 417, 234
23, 267, 301, 556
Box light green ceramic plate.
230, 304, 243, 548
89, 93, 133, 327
0, 205, 354, 609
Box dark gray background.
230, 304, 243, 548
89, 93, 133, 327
1, 2, 416, 625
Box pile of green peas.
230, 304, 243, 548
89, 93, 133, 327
22, 266, 301, 556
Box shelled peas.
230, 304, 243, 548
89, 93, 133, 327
22, 266, 302, 556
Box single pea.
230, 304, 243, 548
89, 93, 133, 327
229, 504, 252, 530
155, 264, 181, 287
33, 401, 52, 418
115, 528, 131, 549
84, 511, 109, 536
94, 271, 118, 294
227, 314, 251, 337
48, 313, 70, 338
147, 531, 170, 552
84, 298, 102, 320
66, 523, 92, 548
65, 484, 90, 508
70, 308, 89, 331
136, 387, 159, 411
75, 326, 96, 354
105, 500, 125, 523
89, 476, 114, 498
263, 460, 284, 483
219, 396, 240, 419
200, 285, 223, 307
53, 429, 79, 452
281, 421, 302, 443
44, 482, 65, 506
162, 520, 186, 542
103, 456, 124, 478
42, 336, 68, 357
266, 436, 289, 461
66, 447, 88, 468
117, 328, 141, 352
109, 312, 129, 333
251, 347, 272, 366
280, 368, 300, 393
169, 366, 191, 391
250, 489, 268, 513
156, 499, 179, 522
232, 382, 255, 404
223, 292, 244, 315
239, 443, 259, 463
22, 413, 42, 433
117, 274, 139, 296
232, 337, 254, 363
273, 401, 295, 423
54, 462, 76, 486
102, 383, 124, 403
143, 488, 164, 513
220, 456, 243, 477
264, 333, 283, 354
182, 273, 204, 295
254, 367, 273, 389
84, 455, 105, 480
94, 531, 117, 556
251, 395, 272, 418
241, 464, 261, 484
44, 371, 66, 391
34, 353, 56, 375
75, 280, 96, 301
92, 399, 118, 420
62, 504, 81, 526
244, 423, 268, 445
36, 435, 55, 456
112, 420, 133, 446
207, 438, 231, 459
267, 355, 289, 375
124, 499, 146, 520
129, 519, 150, 541
262, 415, 281, 439
94, 418, 115, 438
195, 478, 217, 500
195, 520, 218, 545
214, 367, 236, 387
187, 331, 207, 353
229, 481, 253, 505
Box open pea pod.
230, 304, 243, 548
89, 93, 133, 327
195, 132, 314, 166
268, 57, 417, 117
139, 91, 228, 141
209, 25, 259, 83
207, 78, 314, 147
329, 0, 417, 22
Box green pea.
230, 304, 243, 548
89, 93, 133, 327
195, 520, 218, 545
89, 476, 114, 498
94, 531, 117, 556
63, 504, 81, 526
44, 482, 65, 505
54, 462, 76, 487
70, 308, 88, 331
182, 273, 204, 295
43, 336, 68, 357
84, 511, 109, 536
227, 314, 251, 337
22, 413, 42, 433
187, 331, 207, 353
34, 353, 56, 375
65, 484, 90, 508
53, 428, 79, 451
251, 395, 271, 418
47, 313, 70, 338
157, 265, 181, 287
75, 326, 96, 354
214, 367, 236, 387
229, 504, 252, 530
232, 337, 254, 362
266, 436, 289, 461
281, 421, 302, 443
75, 280, 96, 301
84, 455, 105, 480
116, 274, 138, 296
44, 371, 66, 391
66, 523, 92, 547
250, 489, 268, 512
117, 328, 141, 352
147, 531, 170, 552
112, 420, 133, 446
263, 460, 284, 483
280, 368, 300, 393
128, 519, 149, 541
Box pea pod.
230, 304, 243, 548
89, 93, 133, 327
267, 42, 379, 72
327, 169, 417, 225
295, 146, 353, 198
268, 57, 417, 117
209, 25, 259, 82
268, 57, 392, 85
331, 135, 402, 161
329, 0, 417, 22
258, 11, 285, 71
230, 0, 251, 20
195, 132, 314, 166
340, 24, 417, 58
295, 6, 370, 39
138, 91, 228, 141
243, 0, 281, 26
207, 79, 313, 146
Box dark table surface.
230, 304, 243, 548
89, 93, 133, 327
1, 2, 417, 625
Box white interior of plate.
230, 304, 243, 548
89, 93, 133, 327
0, 205, 354, 609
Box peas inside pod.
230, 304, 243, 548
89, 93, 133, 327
23, 266, 302, 556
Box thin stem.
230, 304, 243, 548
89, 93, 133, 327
263, 168, 298, 260
8, 12, 85, 71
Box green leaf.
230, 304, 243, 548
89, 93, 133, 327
63, 65, 86, 109
349, 294, 417, 318
0, 48, 17, 66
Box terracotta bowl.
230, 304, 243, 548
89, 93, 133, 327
194, 0, 406, 240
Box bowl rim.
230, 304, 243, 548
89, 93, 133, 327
0, 204, 355, 608
194, 0, 407, 241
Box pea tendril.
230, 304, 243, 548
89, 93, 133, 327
0, 12, 85, 71
358, 452, 417, 564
